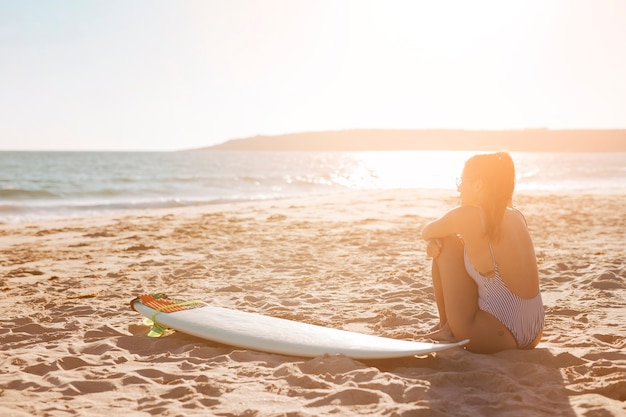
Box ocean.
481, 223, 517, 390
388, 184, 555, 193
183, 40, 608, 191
1, 150, 625, 222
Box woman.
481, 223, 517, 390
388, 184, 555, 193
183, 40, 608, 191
422, 152, 544, 353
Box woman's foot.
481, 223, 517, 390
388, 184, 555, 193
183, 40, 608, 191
424, 322, 457, 342
428, 322, 444, 333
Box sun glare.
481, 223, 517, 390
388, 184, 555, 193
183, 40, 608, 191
345, 151, 473, 190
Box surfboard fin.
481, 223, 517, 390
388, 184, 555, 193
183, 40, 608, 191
144, 318, 168, 338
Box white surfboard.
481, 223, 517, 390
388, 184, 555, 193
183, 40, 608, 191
131, 294, 468, 359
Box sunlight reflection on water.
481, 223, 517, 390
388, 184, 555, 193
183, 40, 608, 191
269, 150, 474, 192
335, 151, 626, 193
345, 150, 475, 190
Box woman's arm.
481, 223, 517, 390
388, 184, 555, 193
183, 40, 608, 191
421, 206, 478, 241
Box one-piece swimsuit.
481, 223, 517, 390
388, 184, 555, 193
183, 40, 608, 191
464, 213, 544, 348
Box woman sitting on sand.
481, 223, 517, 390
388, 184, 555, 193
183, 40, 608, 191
422, 151, 544, 353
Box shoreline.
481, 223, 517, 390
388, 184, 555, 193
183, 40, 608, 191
1, 189, 624, 416
2, 187, 625, 225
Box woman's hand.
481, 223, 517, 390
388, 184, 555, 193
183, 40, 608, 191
426, 239, 443, 258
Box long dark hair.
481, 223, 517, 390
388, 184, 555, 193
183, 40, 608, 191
464, 152, 515, 240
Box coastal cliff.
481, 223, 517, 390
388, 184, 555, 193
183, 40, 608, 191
201, 129, 626, 152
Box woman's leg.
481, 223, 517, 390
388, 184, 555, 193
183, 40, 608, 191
431, 259, 447, 329
423, 260, 456, 341
434, 235, 478, 338
435, 235, 517, 353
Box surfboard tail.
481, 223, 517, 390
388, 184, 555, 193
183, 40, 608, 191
131, 293, 206, 337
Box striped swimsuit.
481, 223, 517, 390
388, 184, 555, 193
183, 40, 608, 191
464, 240, 544, 349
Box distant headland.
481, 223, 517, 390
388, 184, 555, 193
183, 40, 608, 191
198, 129, 626, 152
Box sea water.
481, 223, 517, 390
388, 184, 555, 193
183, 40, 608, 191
1, 151, 625, 222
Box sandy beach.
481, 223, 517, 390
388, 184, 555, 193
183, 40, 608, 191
1, 189, 624, 416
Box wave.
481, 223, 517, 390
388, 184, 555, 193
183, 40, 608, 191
0, 195, 293, 223
0, 188, 61, 200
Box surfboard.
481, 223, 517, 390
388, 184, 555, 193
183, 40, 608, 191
130, 293, 469, 359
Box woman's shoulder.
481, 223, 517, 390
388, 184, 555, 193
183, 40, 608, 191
454, 205, 484, 222
451, 205, 485, 237
504, 206, 529, 227
448, 204, 482, 216
439, 205, 484, 229
422, 205, 482, 240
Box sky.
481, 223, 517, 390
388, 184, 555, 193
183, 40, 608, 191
1, 0, 625, 151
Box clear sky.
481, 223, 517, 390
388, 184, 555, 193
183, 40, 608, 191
1, 0, 625, 151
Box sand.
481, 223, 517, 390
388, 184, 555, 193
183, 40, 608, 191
1, 189, 624, 416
